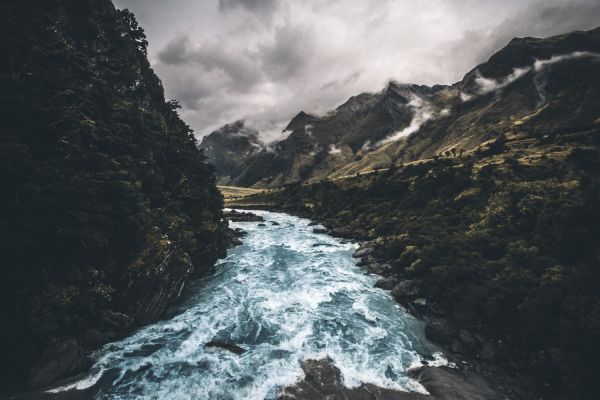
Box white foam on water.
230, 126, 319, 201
48, 210, 445, 399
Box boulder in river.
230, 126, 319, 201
271, 221, 280, 226
374, 276, 400, 290
352, 246, 374, 258
312, 228, 328, 234
391, 280, 421, 299
205, 340, 246, 354
28, 339, 90, 389
365, 263, 392, 275
224, 210, 264, 222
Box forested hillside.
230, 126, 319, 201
238, 128, 600, 399
0, 0, 227, 392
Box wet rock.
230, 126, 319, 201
307, 221, 318, 226
352, 246, 374, 258
425, 318, 457, 344
280, 360, 506, 400
258, 223, 266, 227
28, 339, 90, 389
227, 227, 247, 248
271, 221, 280, 226
279, 359, 428, 399
458, 329, 477, 350
409, 366, 504, 400
366, 263, 392, 275
374, 276, 399, 290
312, 228, 328, 234
205, 340, 246, 354
391, 280, 420, 299
224, 209, 264, 222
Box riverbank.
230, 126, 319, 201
227, 205, 545, 399
12, 210, 505, 400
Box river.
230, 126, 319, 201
48, 210, 446, 399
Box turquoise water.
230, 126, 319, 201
48, 210, 444, 399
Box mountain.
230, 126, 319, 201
225, 27, 600, 399
0, 0, 227, 392
203, 26, 600, 187
201, 120, 264, 185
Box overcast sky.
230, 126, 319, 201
113, 0, 600, 140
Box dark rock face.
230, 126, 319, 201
27, 340, 89, 390
425, 318, 457, 344
312, 228, 329, 234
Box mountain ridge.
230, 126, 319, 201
202, 26, 600, 188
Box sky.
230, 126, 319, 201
113, 0, 600, 141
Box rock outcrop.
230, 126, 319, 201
279, 359, 504, 400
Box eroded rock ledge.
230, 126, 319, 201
279, 359, 504, 400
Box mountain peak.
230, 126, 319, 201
284, 111, 319, 132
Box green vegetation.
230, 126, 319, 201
248, 131, 600, 398
0, 0, 227, 390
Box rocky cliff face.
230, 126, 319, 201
204, 26, 600, 187
0, 0, 227, 392
201, 120, 265, 186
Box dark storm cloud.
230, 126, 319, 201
257, 25, 316, 81
114, 0, 600, 139
157, 35, 190, 65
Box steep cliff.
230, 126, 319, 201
0, 0, 227, 392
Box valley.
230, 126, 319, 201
2, 1, 599, 399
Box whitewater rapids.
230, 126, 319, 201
49, 210, 445, 399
